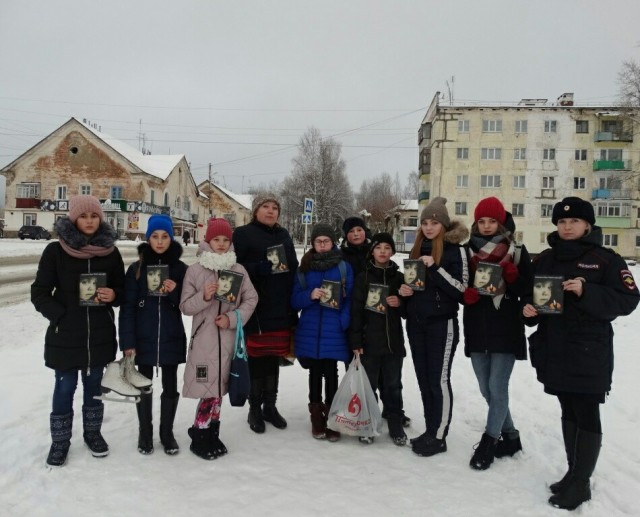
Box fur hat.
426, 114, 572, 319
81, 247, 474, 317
252, 194, 281, 220
420, 196, 450, 229
311, 223, 336, 244
474, 197, 506, 225
552, 197, 595, 225
369, 232, 396, 255
342, 216, 367, 237
68, 195, 104, 223
205, 217, 233, 242
145, 214, 174, 240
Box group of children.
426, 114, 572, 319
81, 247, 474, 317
32, 193, 639, 512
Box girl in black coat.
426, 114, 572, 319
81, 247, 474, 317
119, 214, 187, 455
31, 195, 125, 467
462, 197, 532, 471
523, 197, 639, 510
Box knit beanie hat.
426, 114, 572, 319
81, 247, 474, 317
369, 232, 396, 255
342, 216, 367, 237
252, 193, 281, 220
146, 214, 174, 240
474, 197, 506, 225
311, 223, 336, 244
552, 197, 595, 225
205, 217, 233, 242
420, 196, 450, 229
68, 195, 104, 223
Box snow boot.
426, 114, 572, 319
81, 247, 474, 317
262, 374, 287, 429
188, 426, 214, 460
247, 378, 265, 434
46, 412, 73, 467
359, 436, 375, 445
495, 432, 523, 458
136, 392, 153, 455
123, 355, 153, 394
388, 415, 407, 446
470, 433, 498, 470
325, 428, 341, 442
82, 405, 109, 457
549, 419, 577, 494
159, 395, 179, 455
412, 435, 447, 457
95, 360, 141, 403
308, 402, 326, 439
549, 429, 601, 511
209, 420, 228, 459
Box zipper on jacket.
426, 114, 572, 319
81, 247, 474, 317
383, 268, 392, 354
155, 258, 162, 377
86, 259, 91, 375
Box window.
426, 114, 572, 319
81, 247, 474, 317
636, 235, 640, 247
544, 120, 557, 133
150, 190, 155, 205
512, 204, 524, 217
481, 175, 501, 188
24, 213, 37, 225
574, 177, 586, 190
602, 120, 622, 132
456, 148, 469, 160
16, 183, 41, 198
575, 149, 587, 161
458, 120, 469, 133
164, 193, 169, 206
576, 120, 589, 133
515, 120, 528, 133
543, 148, 556, 160
513, 176, 526, 188
481, 148, 502, 160
513, 148, 526, 160
540, 232, 550, 244
482, 119, 502, 132
184, 198, 191, 211
175, 196, 181, 208
542, 176, 555, 189
456, 175, 468, 188
541, 204, 554, 217
596, 202, 630, 217
56, 185, 67, 200
603, 234, 618, 247
408, 216, 418, 227
110, 186, 123, 199
455, 202, 467, 215
80, 185, 91, 195
600, 149, 623, 161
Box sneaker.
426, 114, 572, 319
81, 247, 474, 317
412, 436, 446, 457
409, 431, 429, 446
359, 436, 375, 445
83, 432, 109, 457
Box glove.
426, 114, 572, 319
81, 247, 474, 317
502, 262, 519, 284
257, 260, 272, 276
463, 287, 480, 305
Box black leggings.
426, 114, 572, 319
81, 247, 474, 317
307, 359, 339, 406
557, 393, 602, 434
138, 364, 178, 398
248, 355, 280, 381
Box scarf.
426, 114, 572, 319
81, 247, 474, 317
197, 244, 237, 272
55, 217, 117, 259
310, 249, 342, 271
468, 233, 515, 309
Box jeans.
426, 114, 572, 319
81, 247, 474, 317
52, 367, 104, 415
361, 354, 404, 418
470, 352, 517, 439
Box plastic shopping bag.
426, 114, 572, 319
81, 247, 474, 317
228, 310, 250, 407
326, 354, 382, 437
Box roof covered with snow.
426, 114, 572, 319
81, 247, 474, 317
213, 183, 253, 210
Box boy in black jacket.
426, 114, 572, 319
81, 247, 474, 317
349, 233, 407, 446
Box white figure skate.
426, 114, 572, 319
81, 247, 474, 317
94, 360, 141, 403
123, 355, 153, 394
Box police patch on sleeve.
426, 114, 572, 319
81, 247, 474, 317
620, 270, 637, 291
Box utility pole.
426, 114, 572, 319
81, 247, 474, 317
208, 163, 212, 217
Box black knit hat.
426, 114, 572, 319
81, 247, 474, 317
311, 223, 336, 243
342, 216, 367, 237
551, 197, 595, 225
369, 232, 396, 255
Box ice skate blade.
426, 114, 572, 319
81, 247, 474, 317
93, 394, 140, 404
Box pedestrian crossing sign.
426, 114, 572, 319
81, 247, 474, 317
304, 198, 314, 214
302, 214, 312, 224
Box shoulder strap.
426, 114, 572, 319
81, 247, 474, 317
513, 245, 522, 266
338, 260, 347, 285
297, 269, 307, 290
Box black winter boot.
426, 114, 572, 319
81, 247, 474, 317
549, 429, 601, 511
82, 405, 109, 457
412, 435, 447, 457
308, 402, 326, 439
248, 377, 265, 433
188, 426, 214, 460
549, 419, 577, 494
388, 415, 407, 446
470, 433, 498, 470
136, 392, 153, 455
159, 395, 179, 455
47, 412, 73, 467
209, 420, 228, 459
262, 374, 287, 429
495, 432, 523, 458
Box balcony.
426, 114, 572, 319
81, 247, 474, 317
418, 191, 430, 203
16, 197, 41, 209
595, 216, 632, 229
593, 160, 630, 171
592, 189, 631, 200
594, 131, 633, 142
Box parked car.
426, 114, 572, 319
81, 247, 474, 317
18, 225, 51, 240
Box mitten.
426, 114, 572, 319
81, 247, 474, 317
257, 260, 272, 276
463, 287, 480, 305
502, 262, 519, 284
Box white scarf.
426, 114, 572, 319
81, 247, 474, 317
198, 250, 237, 271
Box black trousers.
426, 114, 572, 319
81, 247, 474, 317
307, 358, 339, 406
138, 364, 178, 398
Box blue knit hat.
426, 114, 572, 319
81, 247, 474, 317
146, 214, 174, 240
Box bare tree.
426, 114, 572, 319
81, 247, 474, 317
618, 60, 640, 106
355, 172, 401, 232
402, 171, 420, 199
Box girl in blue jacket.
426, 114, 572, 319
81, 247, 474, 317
291, 223, 354, 442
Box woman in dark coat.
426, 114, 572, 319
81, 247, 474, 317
31, 195, 125, 467
523, 197, 639, 510
232, 194, 299, 433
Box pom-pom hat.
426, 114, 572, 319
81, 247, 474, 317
146, 214, 174, 240
420, 196, 451, 229
68, 195, 104, 223
205, 218, 233, 242
552, 197, 595, 225
474, 197, 507, 225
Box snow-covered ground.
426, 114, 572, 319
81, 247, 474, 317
0, 241, 638, 516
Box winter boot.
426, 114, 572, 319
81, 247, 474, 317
209, 420, 228, 459
412, 435, 447, 457
46, 412, 73, 467
495, 432, 523, 458
322, 403, 340, 442
159, 395, 179, 455
359, 436, 375, 445
549, 430, 601, 511
136, 392, 153, 455
308, 402, 326, 439
388, 415, 407, 446
247, 378, 265, 434
262, 374, 287, 429
82, 405, 109, 457
470, 433, 498, 470
188, 426, 214, 460
123, 355, 153, 394
549, 419, 578, 494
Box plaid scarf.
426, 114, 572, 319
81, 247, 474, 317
469, 234, 515, 309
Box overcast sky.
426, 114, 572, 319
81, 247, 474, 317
1, 0, 639, 197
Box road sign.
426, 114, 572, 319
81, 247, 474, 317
304, 198, 314, 214
301, 214, 312, 224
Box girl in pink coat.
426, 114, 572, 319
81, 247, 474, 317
180, 218, 258, 460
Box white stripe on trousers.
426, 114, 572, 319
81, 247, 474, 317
435, 318, 455, 440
